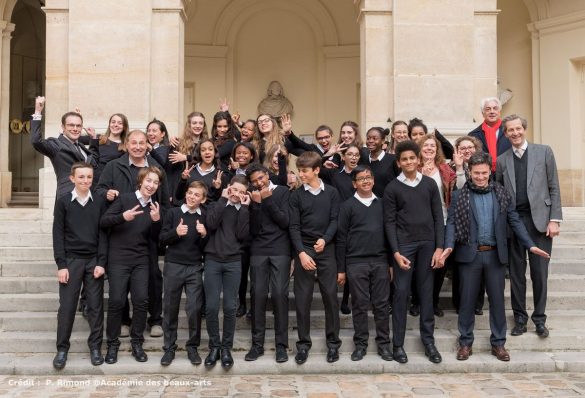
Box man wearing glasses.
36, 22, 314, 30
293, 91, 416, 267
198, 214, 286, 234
31, 96, 98, 199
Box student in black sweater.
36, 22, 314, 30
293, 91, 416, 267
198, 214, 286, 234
52, 162, 108, 370
383, 140, 444, 365
159, 181, 209, 367
100, 167, 163, 365
243, 164, 291, 363
289, 151, 342, 365
286, 124, 334, 159
336, 165, 393, 362
203, 175, 250, 369
363, 127, 398, 197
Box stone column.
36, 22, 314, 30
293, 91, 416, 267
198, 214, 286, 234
0, 21, 15, 207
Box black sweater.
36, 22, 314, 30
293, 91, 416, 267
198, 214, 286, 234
159, 206, 207, 265
100, 193, 162, 266
175, 165, 227, 203
289, 183, 340, 253
383, 176, 444, 253
319, 167, 355, 201
363, 153, 398, 198
204, 197, 250, 262
249, 185, 291, 256
336, 196, 388, 272
52, 193, 108, 270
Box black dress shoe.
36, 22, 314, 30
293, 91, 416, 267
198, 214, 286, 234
90, 349, 104, 366
351, 347, 367, 361
434, 307, 444, 317
221, 348, 234, 369
236, 304, 246, 318
536, 324, 549, 338
53, 351, 67, 370
326, 347, 339, 363
205, 348, 220, 367
245, 345, 264, 361
377, 345, 393, 361
131, 344, 148, 362
409, 304, 420, 317
295, 348, 309, 364
160, 350, 175, 366
105, 345, 118, 364
424, 343, 442, 364
340, 303, 351, 315
511, 323, 527, 336
275, 346, 288, 363
393, 346, 408, 364
475, 308, 484, 316
187, 347, 202, 365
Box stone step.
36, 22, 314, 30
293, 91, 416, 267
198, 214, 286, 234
0, 233, 52, 247
5, 351, 585, 376
1, 309, 584, 333
1, 328, 584, 354
0, 290, 582, 312
0, 208, 43, 221
1, 273, 583, 294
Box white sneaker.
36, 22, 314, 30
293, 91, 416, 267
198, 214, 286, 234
120, 325, 130, 338
150, 325, 163, 337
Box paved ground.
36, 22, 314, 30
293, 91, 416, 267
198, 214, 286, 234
1, 373, 584, 397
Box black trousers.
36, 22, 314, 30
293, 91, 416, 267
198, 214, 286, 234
238, 246, 251, 309
148, 256, 163, 327
162, 261, 203, 351
347, 261, 390, 349
458, 250, 507, 347
250, 255, 290, 348
106, 262, 149, 346
452, 259, 485, 312
57, 257, 104, 352
294, 245, 341, 351
509, 213, 553, 326
392, 240, 435, 347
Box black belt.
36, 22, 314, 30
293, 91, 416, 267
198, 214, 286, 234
477, 245, 496, 252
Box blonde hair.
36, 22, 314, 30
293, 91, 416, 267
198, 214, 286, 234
179, 112, 208, 155
263, 144, 289, 174
254, 114, 284, 156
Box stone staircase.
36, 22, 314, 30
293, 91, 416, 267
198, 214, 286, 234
0, 207, 584, 375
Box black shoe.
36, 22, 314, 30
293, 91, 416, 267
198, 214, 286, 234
340, 303, 351, 315
351, 347, 367, 361
393, 346, 408, 364
160, 350, 175, 366
475, 308, 484, 316
326, 347, 339, 363
511, 323, 527, 336
187, 347, 202, 365
295, 348, 309, 364
90, 349, 104, 366
536, 324, 549, 338
105, 345, 118, 364
236, 304, 247, 318
53, 351, 67, 370
434, 307, 444, 317
409, 304, 420, 317
205, 348, 220, 368
424, 343, 442, 364
131, 344, 148, 362
244, 345, 264, 361
276, 346, 288, 363
221, 348, 234, 369
377, 345, 393, 361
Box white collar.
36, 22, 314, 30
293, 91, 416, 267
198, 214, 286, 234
268, 181, 277, 191
226, 201, 242, 210
353, 192, 377, 207
153, 143, 160, 149
397, 171, 423, 187
236, 168, 247, 176
303, 179, 325, 196
181, 204, 201, 215
369, 151, 385, 162
129, 157, 148, 167
196, 163, 215, 176
135, 190, 152, 207
339, 166, 352, 174
513, 140, 528, 152
316, 143, 326, 154
71, 189, 93, 206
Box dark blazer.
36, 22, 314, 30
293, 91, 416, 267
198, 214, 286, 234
96, 153, 170, 209
495, 143, 562, 233
444, 189, 535, 264
31, 119, 98, 199
468, 123, 511, 156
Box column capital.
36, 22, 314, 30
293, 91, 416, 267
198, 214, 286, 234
152, 0, 189, 21
1, 21, 15, 37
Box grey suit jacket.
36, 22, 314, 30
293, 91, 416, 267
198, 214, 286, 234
495, 143, 562, 233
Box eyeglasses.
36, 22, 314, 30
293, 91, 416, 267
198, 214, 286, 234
345, 153, 360, 158
355, 176, 373, 182
459, 146, 475, 151
316, 136, 331, 141
65, 123, 82, 129
257, 118, 271, 125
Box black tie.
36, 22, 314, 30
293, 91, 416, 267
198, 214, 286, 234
74, 142, 87, 161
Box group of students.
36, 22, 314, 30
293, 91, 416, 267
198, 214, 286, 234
34, 94, 555, 371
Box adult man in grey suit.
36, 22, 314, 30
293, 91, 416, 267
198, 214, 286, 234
496, 114, 562, 338
31, 96, 98, 199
